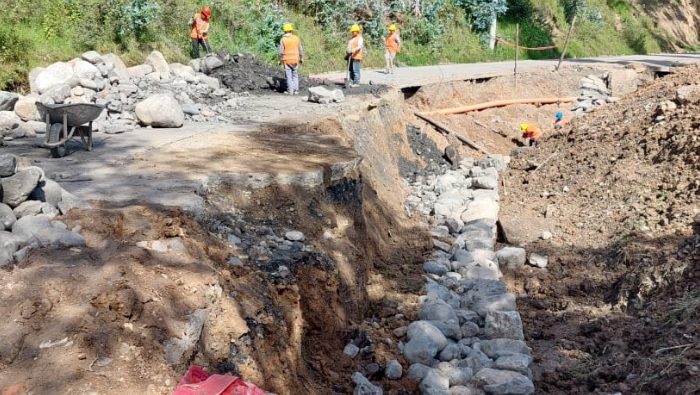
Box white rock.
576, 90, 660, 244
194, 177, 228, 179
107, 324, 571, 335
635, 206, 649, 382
135, 93, 184, 128
35, 62, 74, 94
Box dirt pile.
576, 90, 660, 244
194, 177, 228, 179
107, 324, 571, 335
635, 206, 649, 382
499, 63, 700, 394
210, 51, 388, 96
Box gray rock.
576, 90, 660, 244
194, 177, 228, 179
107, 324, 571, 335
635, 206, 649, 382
404, 337, 439, 365
471, 176, 498, 190
135, 93, 184, 128
344, 343, 360, 358
0, 92, 19, 111
460, 198, 499, 223
12, 216, 85, 247
285, 230, 305, 241
385, 359, 403, 380
452, 249, 474, 265
182, 103, 200, 115
446, 217, 464, 234
35, 62, 74, 94
40, 83, 72, 104
199, 75, 220, 89
308, 86, 345, 104
168, 238, 187, 252
484, 311, 524, 340
478, 339, 531, 359
420, 299, 458, 323
72, 60, 100, 79
127, 64, 154, 78
473, 368, 534, 395
439, 343, 462, 361
429, 320, 462, 340
200, 55, 224, 74
495, 247, 527, 270
458, 260, 501, 281
0, 154, 17, 177
424, 261, 448, 276
0, 247, 13, 266
473, 292, 517, 317
30, 179, 63, 206
461, 322, 480, 338
13, 200, 42, 218
408, 363, 432, 380
2, 167, 43, 208
57, 189, 91, 214
351, 372, 383, 395
420, 369, 450, 393
164, 309, 209, 368
464, 237, 494, 251
527, 253, 548, 268
227, 256, 244, 267
0, 230, 23, 261
425, 280, 453, 302
461, 349, 493, 373
494, 354, 532, 375
449, 386, 485, 395
477, 154, 509, 171
0, 203, 16, 230
144, 51, 170, 74
81, 50, 103, 64
0, 111, 20, 132
447, 367, 474, 386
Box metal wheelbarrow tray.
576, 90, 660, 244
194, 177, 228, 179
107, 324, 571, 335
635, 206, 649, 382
36, 102, 107, 158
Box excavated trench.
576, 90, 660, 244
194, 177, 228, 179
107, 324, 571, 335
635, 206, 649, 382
185, 93, 435, 394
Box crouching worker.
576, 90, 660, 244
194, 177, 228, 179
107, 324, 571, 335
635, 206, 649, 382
521, 123, 542, 147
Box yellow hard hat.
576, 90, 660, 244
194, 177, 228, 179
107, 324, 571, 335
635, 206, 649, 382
388, 24, 396, 31
283, 23, 293, 32
350, 24, 361, 33
520, 123, 528, 131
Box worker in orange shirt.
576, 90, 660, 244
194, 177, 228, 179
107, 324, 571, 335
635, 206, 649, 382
346, 24, 364, 87
278, 23, 303, 95
190, 6, 212, 59
385, 24, 401, 74
521, 123, 542, 147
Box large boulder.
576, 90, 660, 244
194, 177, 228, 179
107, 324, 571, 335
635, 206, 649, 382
14, 95, 40, 122
145, 51, 170, 74
0, 111, 21, 131
135, 93, 184, 128
102, 53, 130, 81
127, 64, 153, 78
72, 60, 100, 79
35, 62, 74, 94
2, 167, 43, 208
30, 179, 63, 207
40, 83, 72, 104
11, 216, 85, 248
0, 92, 19, 111
200, 55, 224, 74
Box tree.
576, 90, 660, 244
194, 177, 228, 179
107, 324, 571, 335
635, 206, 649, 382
454, 0, 507, 49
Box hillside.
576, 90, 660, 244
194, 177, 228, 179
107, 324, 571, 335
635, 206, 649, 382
1, 0, 699, 90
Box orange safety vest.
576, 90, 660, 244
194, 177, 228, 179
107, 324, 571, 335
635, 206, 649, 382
349, 35, 364, 61
523, 125, 543, 140
190, 13, 210, 39
280, 34, 301, 64
386, 32, 400, 53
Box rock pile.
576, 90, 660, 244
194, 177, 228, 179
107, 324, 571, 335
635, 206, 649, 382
0, 50, 244, 142
399, 153, 537, 395
0, 153, 89, 265
573, 69, 640, 114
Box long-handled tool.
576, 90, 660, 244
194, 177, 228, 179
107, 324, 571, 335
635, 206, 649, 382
344, 54, 352, 88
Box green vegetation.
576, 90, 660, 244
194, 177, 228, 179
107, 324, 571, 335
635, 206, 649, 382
0, 0, 683, 91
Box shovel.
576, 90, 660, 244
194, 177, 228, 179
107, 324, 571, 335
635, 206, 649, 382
344, 54, 352, 88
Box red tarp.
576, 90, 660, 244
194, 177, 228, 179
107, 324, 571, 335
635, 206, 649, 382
172, 365, 266, 395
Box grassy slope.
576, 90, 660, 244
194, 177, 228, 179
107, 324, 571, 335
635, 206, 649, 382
0, 0, 682, 91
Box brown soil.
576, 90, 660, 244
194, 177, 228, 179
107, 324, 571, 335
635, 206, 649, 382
4, 62, 700, 395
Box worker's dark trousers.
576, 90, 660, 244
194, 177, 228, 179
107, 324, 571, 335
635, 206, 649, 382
349, 60, 361, 85
192, 38, 211, 59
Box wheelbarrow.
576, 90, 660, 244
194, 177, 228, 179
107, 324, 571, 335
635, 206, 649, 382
36, 102, 107, 158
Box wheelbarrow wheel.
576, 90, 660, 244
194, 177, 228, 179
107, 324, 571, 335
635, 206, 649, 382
48, 123, 67, 158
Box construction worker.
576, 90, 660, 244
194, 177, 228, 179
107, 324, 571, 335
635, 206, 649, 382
346, 24, 364, 87
384, 24, 401, 74
521, 123, 542, 147
190, 6, 212, 59
553, 112, 565, 130
278, 23, 303, 95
